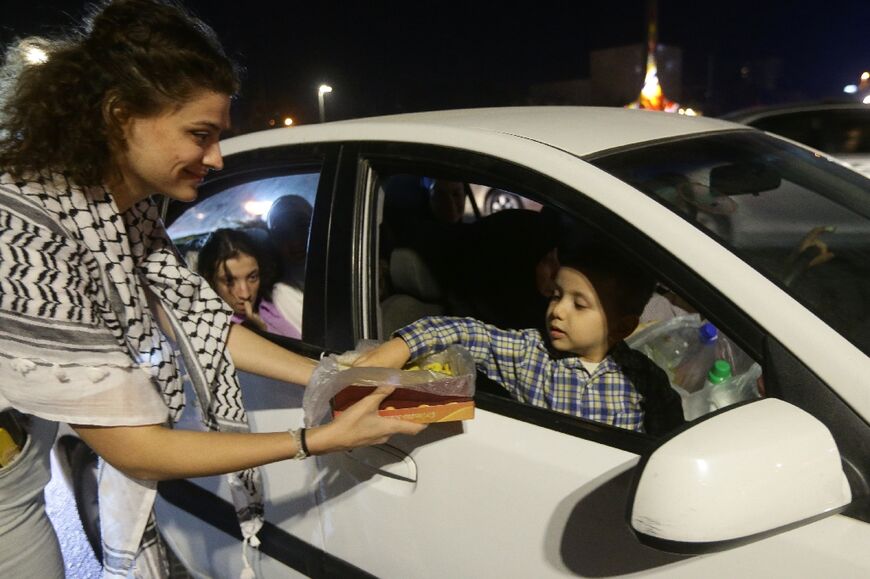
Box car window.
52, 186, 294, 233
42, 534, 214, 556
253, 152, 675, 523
818, 110, 870, 155
752, 110, 870, 155
591, 131, 870, 356
751, 111, 822, 150
372, 171, 760, 435
167, 171, 319, 339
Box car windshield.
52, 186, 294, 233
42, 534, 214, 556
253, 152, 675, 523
591, 130, 870, 356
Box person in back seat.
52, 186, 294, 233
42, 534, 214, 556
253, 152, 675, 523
427, 178, 466, 224
198, 228, 300, 338
267, 194, 313, 333
355, 241, 685, 435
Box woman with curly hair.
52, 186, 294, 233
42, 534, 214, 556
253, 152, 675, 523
0, 1, 423, 577
198, 228, 301, 338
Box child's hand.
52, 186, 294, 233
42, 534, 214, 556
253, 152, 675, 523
353, 337, 412, 369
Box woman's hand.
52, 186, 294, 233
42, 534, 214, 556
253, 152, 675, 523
352, 337, 412, 369
305, 386, 425, 454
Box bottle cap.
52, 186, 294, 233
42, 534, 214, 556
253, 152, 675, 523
707, 359, 732, 384
699, 322, 719, 344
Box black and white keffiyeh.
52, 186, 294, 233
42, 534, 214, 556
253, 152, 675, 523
0, 172, 263, 577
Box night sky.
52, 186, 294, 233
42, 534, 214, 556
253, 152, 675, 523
2, 0, 869, 132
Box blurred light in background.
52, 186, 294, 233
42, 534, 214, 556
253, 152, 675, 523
22, 42, 48, 65
244, 200, 273, 216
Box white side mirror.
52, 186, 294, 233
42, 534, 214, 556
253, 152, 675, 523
630, 398, 851, 552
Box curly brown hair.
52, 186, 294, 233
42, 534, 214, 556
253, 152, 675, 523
0, 0, 241, 186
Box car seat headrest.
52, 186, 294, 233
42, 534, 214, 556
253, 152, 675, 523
390, 247, 443, 303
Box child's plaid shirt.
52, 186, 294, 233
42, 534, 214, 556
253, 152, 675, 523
396, 316, 671, 432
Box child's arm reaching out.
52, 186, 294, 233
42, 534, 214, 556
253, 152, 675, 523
354, 316, 531, 394
353, 336, 413, 369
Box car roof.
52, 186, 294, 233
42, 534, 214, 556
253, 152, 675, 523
721, 101, 870, 124
222, 106, 744, 159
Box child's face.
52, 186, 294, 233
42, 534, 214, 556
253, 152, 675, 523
545, 266, 615, 362
214, 252, 261, 317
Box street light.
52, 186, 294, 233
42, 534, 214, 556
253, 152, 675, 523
20, 39, 48, 65
317, 84, 333, 123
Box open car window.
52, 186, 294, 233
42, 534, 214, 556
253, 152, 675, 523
371, 170, 761, 437
167, 171, 319, 340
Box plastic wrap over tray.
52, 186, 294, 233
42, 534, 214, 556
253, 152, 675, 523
303, 341, 476, 426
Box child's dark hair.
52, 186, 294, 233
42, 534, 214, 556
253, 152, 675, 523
198, 229, 277, 302
557, 241, 655, 319
0, 0, 241, 186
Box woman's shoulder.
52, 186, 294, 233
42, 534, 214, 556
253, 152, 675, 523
1, 171, 113, 237
0, 172, 69, 233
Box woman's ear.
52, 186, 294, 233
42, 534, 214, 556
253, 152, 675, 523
102, 92, 131, 146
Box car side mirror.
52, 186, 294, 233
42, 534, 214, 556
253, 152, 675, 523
629, 398, 851, 553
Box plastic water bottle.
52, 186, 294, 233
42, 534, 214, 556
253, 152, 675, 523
708, 359, 757, 413
672, 322, 720, 393
682, 359, 732, 420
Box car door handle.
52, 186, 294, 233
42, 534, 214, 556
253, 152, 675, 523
342, 444, 417, 483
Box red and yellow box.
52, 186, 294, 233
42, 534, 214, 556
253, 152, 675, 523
332, 385, 475, 424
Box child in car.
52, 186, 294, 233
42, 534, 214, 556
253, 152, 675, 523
355, 242, 684, 435
198, 228, 300, 338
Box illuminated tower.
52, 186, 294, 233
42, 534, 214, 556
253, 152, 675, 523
627, 0, 696, 114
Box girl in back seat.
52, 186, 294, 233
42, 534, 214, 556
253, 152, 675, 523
198, 228, 301, 338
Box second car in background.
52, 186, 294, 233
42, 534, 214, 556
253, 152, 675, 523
723, 101, 870, 178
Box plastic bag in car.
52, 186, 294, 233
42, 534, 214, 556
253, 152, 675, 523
626, 314, 762, 419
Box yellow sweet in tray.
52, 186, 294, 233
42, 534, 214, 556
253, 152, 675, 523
405, 361, 454, 376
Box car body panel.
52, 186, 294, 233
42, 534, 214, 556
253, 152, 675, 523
315, 410, 641, 578
221, 107, 736, 160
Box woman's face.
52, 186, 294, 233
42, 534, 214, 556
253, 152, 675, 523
114, 90, 230, 207
214, 252, 261, 317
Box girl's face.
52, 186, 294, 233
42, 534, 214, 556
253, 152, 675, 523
214, 252, 261, 317
113, 90, 230, 208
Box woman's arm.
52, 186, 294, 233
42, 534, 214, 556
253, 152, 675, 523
73, 386, 424, 481
226, 322, 317, 385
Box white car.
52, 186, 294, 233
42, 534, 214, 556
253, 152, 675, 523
60, 107, 870, 578
722, 101, 870, 178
